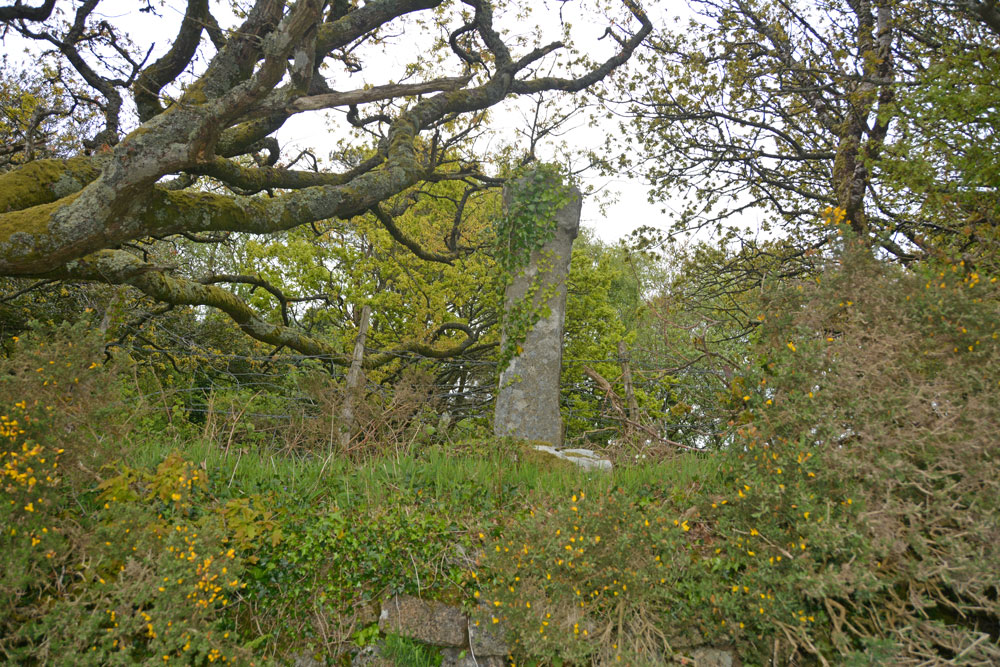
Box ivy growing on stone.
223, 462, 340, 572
494, 164, 573, 276
494, 165, 576, 374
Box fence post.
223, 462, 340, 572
618, 340, 640, 430
336, 304, 371, 451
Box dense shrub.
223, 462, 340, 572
0, 324, 262, 664
240, 491, 470, 657
476, 485, 709, 665
482, 248, 1000, 665
712, 248, 1000, 664
4, 248, 998, 666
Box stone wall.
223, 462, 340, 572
342, 594, 740, 666
355, 595, 507, 666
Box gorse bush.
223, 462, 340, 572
0, 321, 119, 484
20, 455, 256, 665
713, 246, 1000, 664
0, 324, 262, 664
481, 247, 1000, 665
3, 248, 998, 665
476, 486, 708, 666
1, 322, 117, 660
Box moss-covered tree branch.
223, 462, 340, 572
0, 0, 651, 357
50, 249, 480, 367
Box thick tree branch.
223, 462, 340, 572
364, 321, 479, 367
188, 153, 384, 195
1, 39, 600, 274
315, 0, 443, 54
0, 0, 55, 21
370, 204, 460, 264
0, 0, 653, 360
0, 155, 105, 213
287, 75, 472, 113
510, 1, 652, 93
959, 0, 1000, 34
17, 0, 127, 147
50, 249, 479, 367
51, 249, 351, 363
133, 0, 208, 122
200, 273, 330, 326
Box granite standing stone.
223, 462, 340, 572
493, 178, 581, 447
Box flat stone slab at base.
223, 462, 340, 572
532, 445, 612, 472
378, 595, 466, 647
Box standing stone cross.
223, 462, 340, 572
493, 174, 581, 447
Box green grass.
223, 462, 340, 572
119, 425, 723, 516
380, 633, 443, 666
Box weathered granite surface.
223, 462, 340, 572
468, 611, 509, 656
689, 646, 741, 666
531, 444, 612, 472
369, 595, 511, 665
494, 176, 581, 447
378, 595, 466, 647
351, 594, 738, 666
440, 647, 506, 666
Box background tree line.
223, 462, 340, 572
0, 0, 997, 448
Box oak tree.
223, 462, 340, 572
0, 0, 651, 362
623, 0, 998, 264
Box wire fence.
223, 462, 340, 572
102, 311, 733, 453
113, 341, 709, 427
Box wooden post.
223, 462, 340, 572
336, 305, 371, 450
618, 340, 640, 429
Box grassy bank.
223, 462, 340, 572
3, 252, 999, 665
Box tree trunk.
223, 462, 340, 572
336, 305, 371, 451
